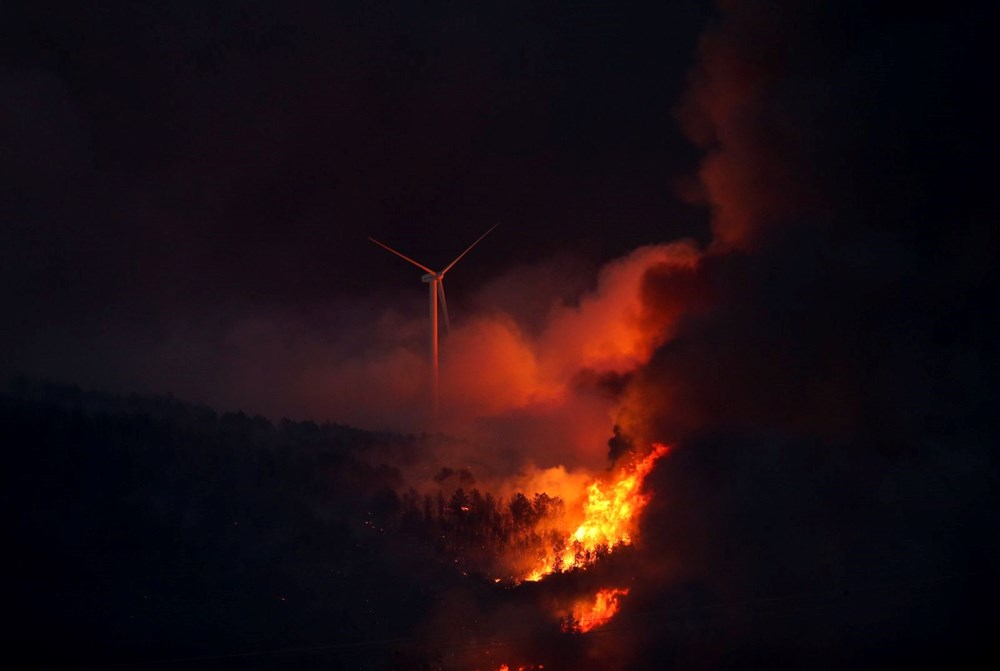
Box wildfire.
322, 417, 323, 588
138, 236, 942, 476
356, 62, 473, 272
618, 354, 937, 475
563, 587, 630, 633
523, 443, 670, 582
463, 444, 669, 670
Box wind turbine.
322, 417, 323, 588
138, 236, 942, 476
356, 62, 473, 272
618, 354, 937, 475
369, 224, 498, 417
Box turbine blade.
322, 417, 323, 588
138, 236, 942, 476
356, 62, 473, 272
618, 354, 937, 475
441, 223, 499, 276
437, 281, 450, 334
368, 236, 436, 275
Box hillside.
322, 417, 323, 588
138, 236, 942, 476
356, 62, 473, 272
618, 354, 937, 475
4, 380, 458, 669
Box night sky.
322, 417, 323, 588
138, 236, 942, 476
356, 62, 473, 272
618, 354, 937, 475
2, 1, 712, 413
3, 1, 997, 669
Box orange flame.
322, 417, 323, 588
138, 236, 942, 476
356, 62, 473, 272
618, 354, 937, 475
563, 587, 630, 633
522, 443, 669, 582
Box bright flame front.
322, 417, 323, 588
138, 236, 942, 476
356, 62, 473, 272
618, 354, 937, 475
521, 443, 670, 582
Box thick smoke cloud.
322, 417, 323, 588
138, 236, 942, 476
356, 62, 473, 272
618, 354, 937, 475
4, 234, 699, 485
192, 240, 702, 474
675, 1, 824, 247
592, 2, 997, 669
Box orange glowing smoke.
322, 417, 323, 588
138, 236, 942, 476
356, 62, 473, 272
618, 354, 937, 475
563, 587, 630, 633
523, 443, 670, 582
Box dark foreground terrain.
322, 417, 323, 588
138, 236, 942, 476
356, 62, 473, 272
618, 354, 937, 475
5, 379, 999, 670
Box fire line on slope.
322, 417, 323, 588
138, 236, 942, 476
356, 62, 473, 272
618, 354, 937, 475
517, 443, 670, 583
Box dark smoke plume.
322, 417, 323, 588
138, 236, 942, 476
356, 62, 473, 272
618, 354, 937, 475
596, 2, 997, 669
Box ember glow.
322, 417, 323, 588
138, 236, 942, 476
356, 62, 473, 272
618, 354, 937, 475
522, 443, 670, 582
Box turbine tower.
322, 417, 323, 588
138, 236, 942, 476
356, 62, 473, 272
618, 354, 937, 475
369, 224, 497, 417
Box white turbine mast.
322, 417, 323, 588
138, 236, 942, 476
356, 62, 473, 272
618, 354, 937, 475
368, 224, 498, 417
